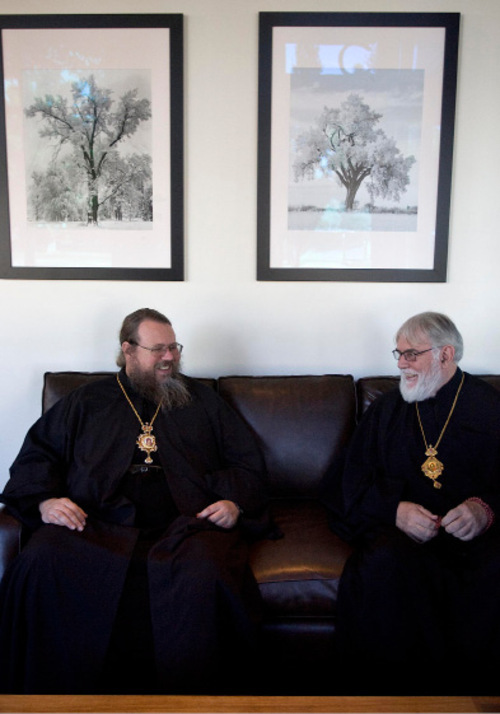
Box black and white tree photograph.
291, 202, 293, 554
0, 18, 183, 279
289, 68, 422, 233
258, 14, 458, 280
23, 69, 153, 229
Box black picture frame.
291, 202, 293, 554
0, 14, 183, 280
257, 12, 460, 282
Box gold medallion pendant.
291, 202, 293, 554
415, 372, 465, 491
136, 424, 158, 464
116, 374, 162, 465
421, 447, 444, 489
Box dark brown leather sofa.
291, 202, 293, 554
1, 371, 498, 693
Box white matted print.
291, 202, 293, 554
257, 13, 460, 282
0, 15, 183, 280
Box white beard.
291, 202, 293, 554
399, 356, 444, 403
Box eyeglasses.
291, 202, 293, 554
392, 347, 435, 362
130, 341, 183, 355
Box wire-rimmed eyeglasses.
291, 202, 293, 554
130, 341, 183, 355
391, 347, 435, 362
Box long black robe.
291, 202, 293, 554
322, 369, 500, 695
0, 372, 270, 694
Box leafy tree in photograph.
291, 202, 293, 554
25, 74, 152, 225
29, 164, 85, 223
94, 152, 152, 222
293, 93, 416, 211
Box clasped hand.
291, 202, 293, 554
396, 500, 489, 543
39, 497, 240, 531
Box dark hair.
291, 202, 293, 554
116, 308, 172, 367
396, 311, 463, 362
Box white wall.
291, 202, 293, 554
1, 0, 499, 488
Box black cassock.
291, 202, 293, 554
322, 369, 500, 695
0, 371, 270, 694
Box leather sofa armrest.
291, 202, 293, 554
0, 504, 21, 581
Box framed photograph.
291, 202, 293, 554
0, 14, 183, 280
257, 12, 460, 282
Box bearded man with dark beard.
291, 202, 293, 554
127, 355, 192, 410
0, 308, 270, 695
322, 312, 500, 696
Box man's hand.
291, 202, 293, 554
196, 500, 240, 529
39, 497, 87, 532
396, 501, 440, 543
441, 500, 488, 541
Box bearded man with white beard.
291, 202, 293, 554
0, 308, 270, 695
322, 312, 500, 696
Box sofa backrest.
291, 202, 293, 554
42, 370, 499, 500
356, 376, 399, 418
43, 372, 115, 413
42, 371, 216, 413
43, 371, 358, 501
218, 375, 356, 499
481, 375, 500, 391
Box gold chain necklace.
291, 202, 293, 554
415, 371, 465, 489
116, 374, 162, 464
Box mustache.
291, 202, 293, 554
155, 360, 175, 371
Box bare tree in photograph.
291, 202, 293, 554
25, 74, 152, 226
293, 93, 416, 213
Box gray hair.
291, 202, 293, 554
395, 311, 463, 362
116, 308, 172, 368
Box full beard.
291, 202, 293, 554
128, 361, 192, 410
399, 356, 444, 403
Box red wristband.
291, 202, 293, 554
466, 497, 495, 531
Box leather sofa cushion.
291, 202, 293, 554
0, 509, 21, 581
250, 500, 352, 617
43, 371, 116, 413
218, 375, 356, 498
42, 371, 217, 413
356, 375, 399, 417
480, 375, 500, 391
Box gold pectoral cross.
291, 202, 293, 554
136, 424, 158, 464
421, 446, 443, 489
